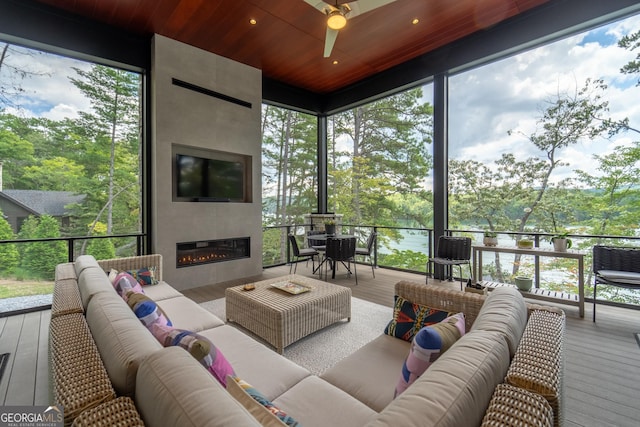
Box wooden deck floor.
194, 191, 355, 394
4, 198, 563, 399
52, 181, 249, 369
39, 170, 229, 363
1, 262, 639, 426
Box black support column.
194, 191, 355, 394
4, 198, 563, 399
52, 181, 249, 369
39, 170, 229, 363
432, 73, 449, 279
317, 114, 328, 214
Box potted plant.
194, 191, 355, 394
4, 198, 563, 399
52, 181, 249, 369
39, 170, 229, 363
483, 231, 498, 247
517, 237, 534, 249
324, 219, 336, 235
514, 276, 533, 291
550, 232, 572, 252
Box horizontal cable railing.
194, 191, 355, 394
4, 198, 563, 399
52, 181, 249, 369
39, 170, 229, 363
263, 224, 433, 274
0, 233, 145, 316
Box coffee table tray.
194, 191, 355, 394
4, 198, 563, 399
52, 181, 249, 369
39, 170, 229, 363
271, 280, 311, 294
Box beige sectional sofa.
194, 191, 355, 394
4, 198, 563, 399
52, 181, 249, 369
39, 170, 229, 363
50, 254, 565, 427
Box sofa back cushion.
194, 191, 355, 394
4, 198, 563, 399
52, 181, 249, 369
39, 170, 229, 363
74, 254, 100, 276
471, 286, 528, 357
136, 347, 261, 427
86, 291, 162, 397
78, 266, 114, 309
367, 330, 510, 427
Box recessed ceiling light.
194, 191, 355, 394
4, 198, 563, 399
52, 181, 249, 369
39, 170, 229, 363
333, 60, 339, 65
249, 18, 257, 25
412, 18, 419, 25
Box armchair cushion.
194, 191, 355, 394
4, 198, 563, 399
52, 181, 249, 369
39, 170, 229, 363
597, 269, 640, 285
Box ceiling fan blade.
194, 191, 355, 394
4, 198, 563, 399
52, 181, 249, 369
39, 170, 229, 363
323, 28, 339, 57
346, 0, 397, 18
304, 0, 331, 13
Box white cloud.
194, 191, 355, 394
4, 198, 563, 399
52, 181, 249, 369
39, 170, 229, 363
1, 45, 93, 119
447, 13, 640, 184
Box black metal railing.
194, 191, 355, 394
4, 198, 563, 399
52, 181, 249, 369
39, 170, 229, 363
0, 233, 145, 315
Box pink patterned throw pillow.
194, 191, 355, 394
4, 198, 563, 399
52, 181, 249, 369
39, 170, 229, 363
151, 323, 235, 387
395, 312, 465, 396
112, 272, 144, 299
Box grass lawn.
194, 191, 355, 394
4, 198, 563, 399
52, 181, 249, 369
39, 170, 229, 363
0, 279, 54, 299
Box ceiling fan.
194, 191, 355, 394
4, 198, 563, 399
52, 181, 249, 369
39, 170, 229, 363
304, 0, 397, 57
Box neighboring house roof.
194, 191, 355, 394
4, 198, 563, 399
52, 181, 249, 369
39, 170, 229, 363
0, 190, 85, 216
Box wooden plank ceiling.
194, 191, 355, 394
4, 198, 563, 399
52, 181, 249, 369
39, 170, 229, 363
34, 0, 550, 94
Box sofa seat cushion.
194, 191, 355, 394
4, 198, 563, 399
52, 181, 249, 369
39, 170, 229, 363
273, 376, 377, 427
136, 347, 261, 427
156, 296, 224, 332
199, 325, 311, 401
321, 334, 411, 412
227, 375, 298, 427
471, 286, 527, 357
141, 281, 184, 301
86, 291, 162, 397
366, 330, 511, 427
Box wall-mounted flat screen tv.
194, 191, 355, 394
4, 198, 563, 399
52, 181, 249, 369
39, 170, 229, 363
172, 146, 251, 203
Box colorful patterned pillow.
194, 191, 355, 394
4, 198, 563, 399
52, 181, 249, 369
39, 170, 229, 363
125, 266, 159, 286
384, 295, 454, 341
151, 324, 234, 387
112, 272, 144, 298
125, 291, 172, 329
226, 375, 300, 427
395, 312, 466, 396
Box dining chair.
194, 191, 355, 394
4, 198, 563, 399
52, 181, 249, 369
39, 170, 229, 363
356, 231, 377, 277
426, 236, 472, 290
288, 234, 319, 274
324, 236, 358, 285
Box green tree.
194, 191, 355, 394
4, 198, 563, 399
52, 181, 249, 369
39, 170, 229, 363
85, 221, 116, 260
20, 215, 66, 280
21, 157, 85, 191
0, 209, 19, 274
619, 30, 640, 87
329, 88, 433, 229
68, 65, 141, 251
576, 146, 640, 237
0, 126, 35, 189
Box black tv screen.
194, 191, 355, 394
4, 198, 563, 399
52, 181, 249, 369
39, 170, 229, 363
176, 154, 245, 202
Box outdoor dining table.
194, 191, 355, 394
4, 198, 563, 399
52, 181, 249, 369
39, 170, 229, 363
307, 234, 356, 279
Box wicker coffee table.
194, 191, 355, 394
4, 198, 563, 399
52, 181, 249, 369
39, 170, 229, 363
225, 275, 352, 353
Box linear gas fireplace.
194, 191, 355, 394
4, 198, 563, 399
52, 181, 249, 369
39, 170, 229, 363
176, 237, 250, 268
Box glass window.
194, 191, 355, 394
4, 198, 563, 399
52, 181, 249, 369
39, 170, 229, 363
0, 41, 142, 313
448, 13, 640, 305
328, 84, 434, 271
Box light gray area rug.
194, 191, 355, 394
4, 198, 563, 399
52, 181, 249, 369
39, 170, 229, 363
200, 297, 392, 375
